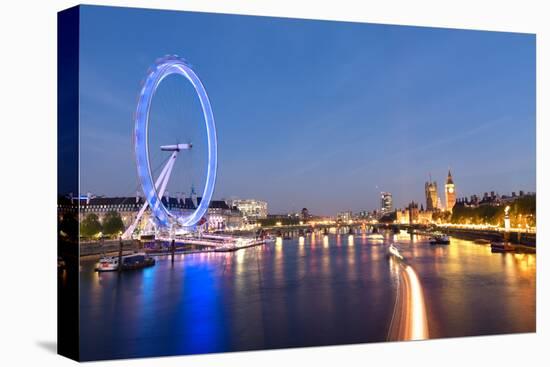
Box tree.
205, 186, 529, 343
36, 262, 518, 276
451, 204, 502, 225
509, 195, 536, 227
102, 211, 125, 236
80, 213, 102, 237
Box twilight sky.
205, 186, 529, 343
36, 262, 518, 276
79, 5, 536, 216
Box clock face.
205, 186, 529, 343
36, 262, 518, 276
448, 187, 454, 193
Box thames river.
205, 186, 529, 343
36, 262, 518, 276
79, 231, 536, 361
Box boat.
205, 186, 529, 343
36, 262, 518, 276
429, 234, 450, 245
96, 252, 155, 272
473, 238, 491, 245
387, 244, 404, 260
490, 242, 515, 253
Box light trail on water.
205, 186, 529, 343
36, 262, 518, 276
404, 265, 429, 340
387, 251, 429, 341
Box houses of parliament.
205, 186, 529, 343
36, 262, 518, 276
397, 169, 457, 225
425, 169, 456, 212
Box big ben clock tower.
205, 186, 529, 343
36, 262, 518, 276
445, 169, 456, 212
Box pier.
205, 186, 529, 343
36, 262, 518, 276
80, 234, 270, 258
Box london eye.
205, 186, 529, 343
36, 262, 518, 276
123, 55, 217, 238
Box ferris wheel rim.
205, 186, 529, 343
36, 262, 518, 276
134, 55, 217, 228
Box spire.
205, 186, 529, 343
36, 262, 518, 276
190, 184, 198, 208
447, 169, 454, 185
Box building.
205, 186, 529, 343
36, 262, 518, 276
456, 190, 535, 208
204, 200, 243, 230
408, 201, 419, 224
380, 192, 393, 214
417, 210, 433, 224
74, 193, 244, 235
445, 169, 456, 212
337, 211, 353, 222
301, 208, 309, 220
396, 208, 408, 224
78, 194, 153, 230
395, 201, 434, 225
228, 199, 268, 222
425, 179, 438, 211
357, 210, 378, 222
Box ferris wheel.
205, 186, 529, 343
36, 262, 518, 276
123, 55, 217, 238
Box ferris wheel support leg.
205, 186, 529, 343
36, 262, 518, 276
122, 151, 179, 239
156, 151, 178, 200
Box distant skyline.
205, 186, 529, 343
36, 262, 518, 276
79, 5, 536, 216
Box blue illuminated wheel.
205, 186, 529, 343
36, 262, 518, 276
134, 55, 217, 228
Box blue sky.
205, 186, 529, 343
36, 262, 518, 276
79, 5, 535, 216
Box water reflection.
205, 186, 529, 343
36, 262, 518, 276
410, 236, 536, 339
79, 234, 536, 360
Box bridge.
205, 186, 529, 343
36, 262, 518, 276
257, 221, 536, 247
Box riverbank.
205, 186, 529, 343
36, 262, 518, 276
437, 227, 536, 251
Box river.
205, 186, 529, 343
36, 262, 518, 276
78, 231, 536, 360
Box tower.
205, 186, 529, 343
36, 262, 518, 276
425, 177, 438, 211
190, 184, 198, 208
445, 169, 456, 212
380, 192, 393, 214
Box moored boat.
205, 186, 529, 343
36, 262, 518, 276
473, 238, 491, 245
490, 242, 515, 253
96, 252, 155, 272
429, 234, 450, 245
